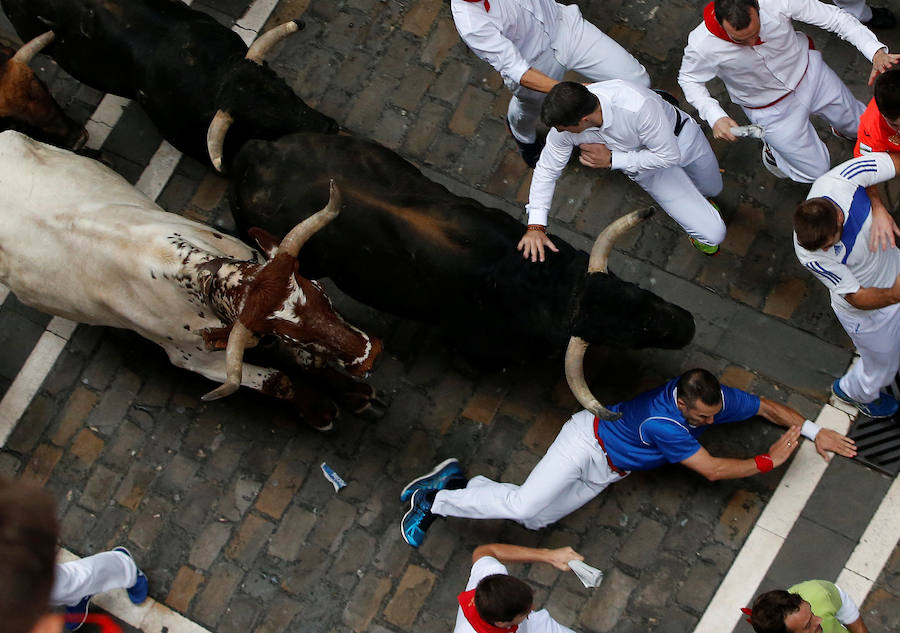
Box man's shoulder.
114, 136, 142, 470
468, 556, 509, 588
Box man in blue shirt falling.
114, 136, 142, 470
400, 368, 857, 547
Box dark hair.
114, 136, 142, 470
794, 198, 839, 250
750, 590, 804, 633
0, 478, 59, 633
714, 0, 759, 30
676, 368, 722, 407
541, 82, 599, 128
474, 574, 534, 625
874, 68, 900, 120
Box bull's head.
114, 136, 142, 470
206, 20, 338, 172
202, 181, 381, 401
566, 209, 695, 420
0, 32, 86, 150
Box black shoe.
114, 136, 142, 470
863, 7, 895, 29
506, 118, 544, 168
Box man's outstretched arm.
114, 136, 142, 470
680, 426, 801, 481
757, 397, 857, 460
473, 544, 584, 571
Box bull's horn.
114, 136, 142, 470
206, 110, 234, 172
201, 321, 253, 401
13, 31, 55, 66
245, 20, 301, 64
587, 207, 655, 273
564, 336, 622, 421
278, 180, 341, 257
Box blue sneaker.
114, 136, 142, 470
400, 458, 465, 503
401, 489, 436, 548
832, 380, 899, 418
113, 546, 149, 604
64, 595, 92, 631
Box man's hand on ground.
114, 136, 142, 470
712, 116, 739, 141
814, 429, 857, 461
517, 229, 558, 262
768, 425, 802, 467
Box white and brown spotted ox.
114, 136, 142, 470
0, 130, 381, 431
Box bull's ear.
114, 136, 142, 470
248, 227, 281, 259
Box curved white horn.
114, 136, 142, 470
278, 180, 341, 257
245, 20, 301, 64
206, 110, 234, 173
587, 207, 655, 273
12, 31, 55, 66
564, 336, 622, 421
202, 321, 254, 401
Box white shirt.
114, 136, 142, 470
451, 0, 560, 86
526, 80, 681, 226
678, 0, 886, 128
453, 557, 569, 633
794, 153, 900, 318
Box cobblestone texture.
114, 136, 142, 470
0, 1, 898, 632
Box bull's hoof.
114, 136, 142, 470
353, 397, 388, 420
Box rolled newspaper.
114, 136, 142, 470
730, 124, 765, 139
569, 560, 604, 588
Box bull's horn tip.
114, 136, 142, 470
640, 206, 655, 219
212, 156, 224, 173
292, 19, 306, 30
593, 408, 623, 421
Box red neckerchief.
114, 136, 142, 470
458, 590, 518, 633
703, 2, 763, 45
464, 0, 490, 11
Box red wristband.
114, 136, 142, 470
754, 454, 774, 473
527, 224, 547, 233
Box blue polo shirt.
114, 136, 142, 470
598, 378, 761, 471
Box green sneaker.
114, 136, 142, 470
690, 237, 719, 256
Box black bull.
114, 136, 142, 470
232, 133, 696, 360
0, 0, 338, 163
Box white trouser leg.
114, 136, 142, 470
552, 4, 650, 88
744, 51, 864, 183
803, 49, 866, 139
431, 413, 622, 530
50, 551, 137, 607
837, 304, 900, 403
507, 4, 650, 144
631, 120, 726, 246
831, 0, 873, 22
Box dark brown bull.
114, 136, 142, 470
0, 31, 85, 149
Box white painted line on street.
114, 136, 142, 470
0, 319, 75, 447
234, 0, 280, 38
836, 474, 900, 605
58, 550, 213, 633
84, 94, 131, 151
693, 405, 853, 633
136, 141, 182, 201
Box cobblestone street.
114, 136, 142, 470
0, 1, 897, 632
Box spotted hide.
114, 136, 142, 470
0, 131, 382, 431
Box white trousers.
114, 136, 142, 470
836, 302, 900, 403
50, 551, 137, 607
832, 0, 873, 22
432, 411, 624, 530
742, 49, 865, 184
507, 4, 650, 143
631, 115, 726, 246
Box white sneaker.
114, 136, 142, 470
761, 142, 787, 178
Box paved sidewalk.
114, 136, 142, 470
0, 1, 897, 632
